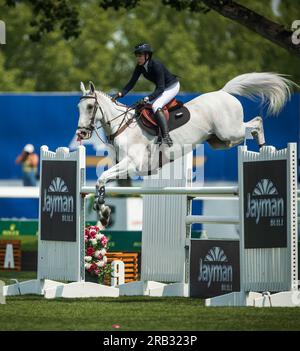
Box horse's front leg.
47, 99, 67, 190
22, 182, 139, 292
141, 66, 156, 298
94, 157, 136, 227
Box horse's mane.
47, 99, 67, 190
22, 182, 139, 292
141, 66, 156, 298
96, 90, 127, 108
97, 90, 112, 100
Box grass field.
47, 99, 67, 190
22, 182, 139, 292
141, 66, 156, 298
1, 271, 300, 331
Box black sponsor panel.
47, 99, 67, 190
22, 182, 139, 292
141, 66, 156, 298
190, 240, 240, 298
40, 161, 77, 241
21, 251, 37, 271
243, 160, 287, 248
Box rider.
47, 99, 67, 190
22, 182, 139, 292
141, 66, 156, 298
113, 43, 180, 147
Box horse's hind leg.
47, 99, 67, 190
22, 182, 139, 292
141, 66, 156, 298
212, 112, 246, 149
245, 116, 265, 147
207, 134, 233, 150
209, 122, 246, 149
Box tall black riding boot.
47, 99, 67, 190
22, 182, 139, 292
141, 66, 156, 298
153, 108, 173, 147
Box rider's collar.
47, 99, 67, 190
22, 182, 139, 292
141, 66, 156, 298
143, 60, 149, 72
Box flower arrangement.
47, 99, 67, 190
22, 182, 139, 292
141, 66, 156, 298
84, 225, 112, 284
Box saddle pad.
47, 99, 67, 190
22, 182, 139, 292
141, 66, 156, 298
137, 105, 191, 136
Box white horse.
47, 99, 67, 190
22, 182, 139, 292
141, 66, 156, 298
77, 72, 295, 226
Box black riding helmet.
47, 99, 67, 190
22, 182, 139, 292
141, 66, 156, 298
133, 43, 153, 58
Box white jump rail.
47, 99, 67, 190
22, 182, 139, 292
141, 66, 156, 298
3, 186, 300, 198
0, 186, 39, 198
81, 186, 239, 196
1, 187, 299, 225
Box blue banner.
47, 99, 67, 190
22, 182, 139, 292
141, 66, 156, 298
0, 92, 299, 181
0, 92, 299, 219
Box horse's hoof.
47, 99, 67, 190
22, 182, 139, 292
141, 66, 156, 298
100, 217, 109, 227
98, 196, 105, 205
96, 185, 106, 205
93, 199, 101, 211
98, 205, 111, 228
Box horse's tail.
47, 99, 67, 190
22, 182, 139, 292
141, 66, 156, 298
221, 72, 297, 115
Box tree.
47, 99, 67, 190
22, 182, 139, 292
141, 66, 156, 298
162, 0, 300, 57
0, 1, 120, 91
4, 0, 300, 57
0, 0, 299, 92
5, 0, 80, 41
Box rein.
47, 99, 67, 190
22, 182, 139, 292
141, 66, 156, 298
78, 93, 137, 144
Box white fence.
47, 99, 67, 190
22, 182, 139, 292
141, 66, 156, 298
1, 143, 299, 305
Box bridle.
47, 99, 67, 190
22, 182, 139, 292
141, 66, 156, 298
77, 93, 108, 144
77, 92, 137, 144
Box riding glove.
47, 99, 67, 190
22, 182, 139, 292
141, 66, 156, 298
138, 96, 150, 105
112, 92, 122, 102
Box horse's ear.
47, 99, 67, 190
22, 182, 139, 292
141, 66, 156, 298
80, 82, 87, 94
89, 81, 95, 93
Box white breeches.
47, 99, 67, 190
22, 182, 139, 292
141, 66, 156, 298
151, 81, 180, 113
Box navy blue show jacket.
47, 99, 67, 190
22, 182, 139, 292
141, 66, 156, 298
121, 59, 178, 101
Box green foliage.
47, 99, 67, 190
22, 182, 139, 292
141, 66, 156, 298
5, 0, 80, 41
0, 0, 299, 92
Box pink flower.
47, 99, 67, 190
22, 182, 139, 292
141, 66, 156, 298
85, 226, 110, 278
88, 263, 97, 273
101, 236, 108, 246
89, 229, 97, 238
86, 247, 95, 256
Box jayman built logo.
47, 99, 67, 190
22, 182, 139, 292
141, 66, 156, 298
190, 240, 239, 297
198, 247, 233, 288
42, 177, 74, 221
41, 161, 77, 241
245, 178, 284, 225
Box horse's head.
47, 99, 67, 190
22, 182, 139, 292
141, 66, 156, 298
77, 81, 110, 140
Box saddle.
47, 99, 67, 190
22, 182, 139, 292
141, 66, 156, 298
136, 98, 191, 136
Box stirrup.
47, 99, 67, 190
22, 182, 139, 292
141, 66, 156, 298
162, 134, 173, 147
155, 135, 162, 144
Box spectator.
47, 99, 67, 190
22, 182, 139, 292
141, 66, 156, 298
15, 144, 39, 186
